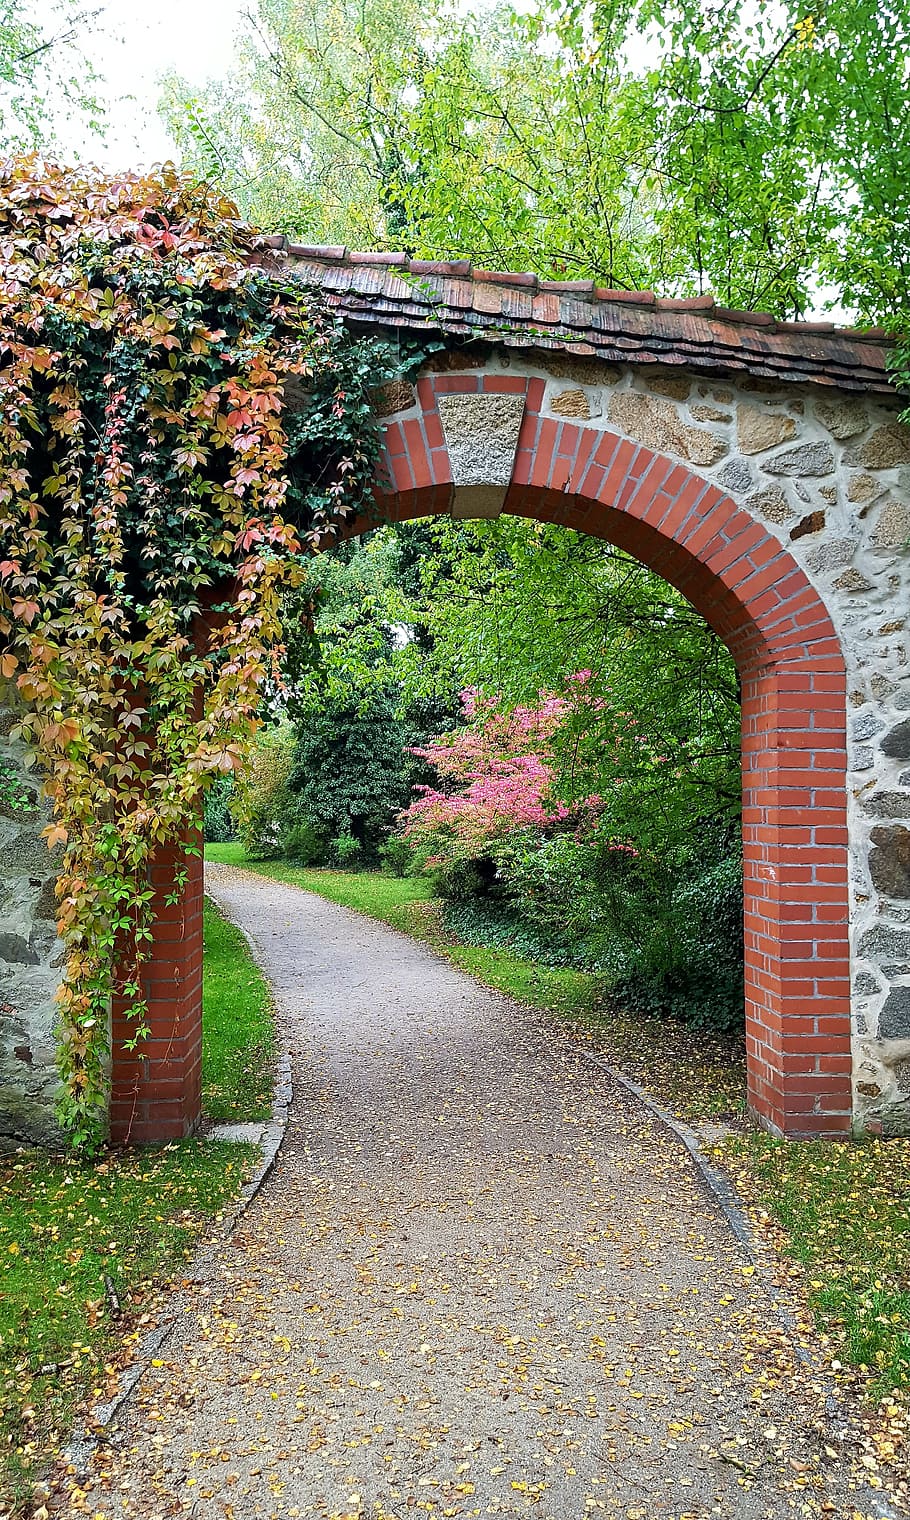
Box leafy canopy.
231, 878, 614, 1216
0, 0, 102, 150
165, 0, 910, 323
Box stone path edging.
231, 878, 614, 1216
61, 908, 294, 1471
558, 1047, 901, 1519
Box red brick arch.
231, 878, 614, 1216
111, 369, 852, 1143
354, 370, 852, 1138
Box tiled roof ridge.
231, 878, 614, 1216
259, 238, 895, 394
264, 238, 890, 345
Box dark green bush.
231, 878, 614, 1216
442, 828, 745, 1033
202, 776, 234, 843
290, 686, 410, 864
444, 897, 588, 967
331, 831, 363, 868
430, 854, 497, 901
281, 815, 329, 865
593, 854, 744, 1032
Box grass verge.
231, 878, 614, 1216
0, 1141, 256, 1511
208, 847, 910, 1403
0, 886, 275, 1513
722, 1132, 910, 1396
203, 897, 274, 1122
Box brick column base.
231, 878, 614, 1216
109, 841, 204, 1145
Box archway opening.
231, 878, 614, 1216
343, 369, 852, 1138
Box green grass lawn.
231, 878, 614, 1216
0, 890, 275, 1513
0, 1142, 254, 1509
203, 898, 275, 1121
724, 1133, 910, 1396
209, 846, 910, 1403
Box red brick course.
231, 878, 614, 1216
110, 839, 204, 1145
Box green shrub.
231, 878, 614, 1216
430, 854, 497, 901
281, 816, 329, 865
231, 726, 295, 858
452, 823, 745, 1033
444, 896, 587, 967
203, 776, 234, 843
379, 835, 413, 876
331, 831, 363, 867
289, 685, 411, 864
611, 855, 744, 1033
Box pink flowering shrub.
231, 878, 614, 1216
399, 685, 602, 861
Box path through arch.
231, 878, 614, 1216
110, 272, 895, 1145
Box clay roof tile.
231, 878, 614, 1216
273, 248, 894, 395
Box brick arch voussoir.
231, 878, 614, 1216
506, 415, 844, 675
368, 390, 845, 677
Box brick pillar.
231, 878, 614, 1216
109, 839, 204, 1145
741, 662, 853, 1137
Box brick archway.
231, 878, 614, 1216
351, 370, 852, 1137
109, 369, 852, 1144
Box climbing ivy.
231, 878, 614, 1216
0, 157, 394, 1148
0, 756, 35, 815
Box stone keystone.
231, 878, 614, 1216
437, 393, 526, 519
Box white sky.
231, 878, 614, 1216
34, 0, 247, 168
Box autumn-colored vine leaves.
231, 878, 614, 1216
0, 158, 390, 1147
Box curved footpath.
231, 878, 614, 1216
59, 865, 899, 1519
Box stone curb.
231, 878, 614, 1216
574, 1047, 756, 1254
572, 1042, 903, 1520
61, 895, 294, 1472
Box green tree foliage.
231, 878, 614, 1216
235, 530, 456, 866
160, 0, 428, 246
401, 518, 740, 846
230, 726, 297, 858
288, 682, 409, 864
0, 1, 102, 150
163, 0, 909, 322
396, 517, 744, 1029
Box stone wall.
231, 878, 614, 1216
555, 362, 910, 1132
1, 349, 908, 1142
0, 697, 62, 1148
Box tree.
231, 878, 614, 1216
0, 0, 102, 151
269, 529, 458, 864
400, 517, 740, 855
162, 0, 910, 323
159, 0, 428, 246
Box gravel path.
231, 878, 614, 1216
62, 865, 894, 1520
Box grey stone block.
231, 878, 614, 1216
859, 925, 910, 960
882, 720, 910, 761
870, 825, 910, 898
879, 986, 910, 1039
862, 791, 910, 820
852, 711, 885, 741
763, 442, 835, 477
